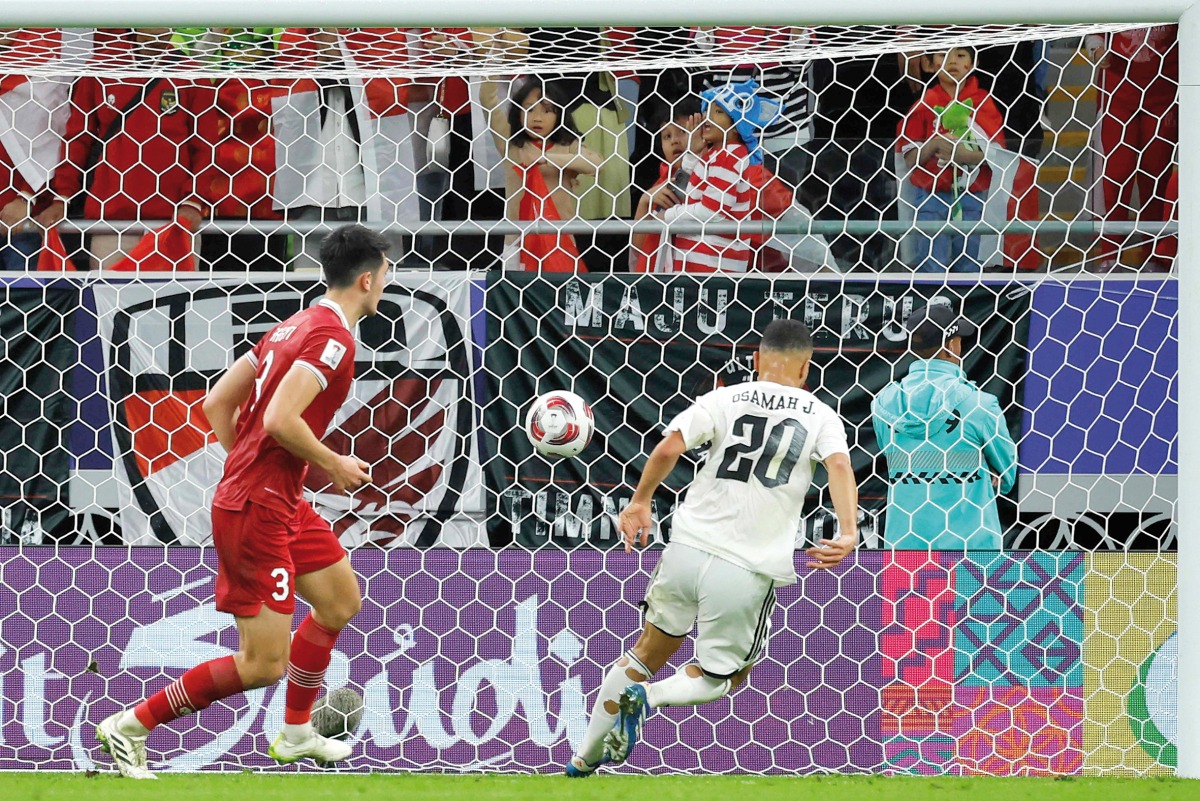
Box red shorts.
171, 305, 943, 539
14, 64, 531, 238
211, 500, 345, 617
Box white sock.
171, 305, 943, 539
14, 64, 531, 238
117, 709, 150, 737
645, 667, 730, 708
576, 652, 652, 764
283, 721, 314, 743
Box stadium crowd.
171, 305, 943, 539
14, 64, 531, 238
0, 25, 1179, 274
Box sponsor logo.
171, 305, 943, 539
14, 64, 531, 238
320, 338, 346, 370
6, 588, 586, 771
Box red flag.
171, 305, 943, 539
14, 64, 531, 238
36, 227, 76, 271
1002, 157, 1042, 271
109, 217, 197, 272
516, 149, 585, 273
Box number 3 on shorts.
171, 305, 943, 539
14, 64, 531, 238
270, 568, 290, 601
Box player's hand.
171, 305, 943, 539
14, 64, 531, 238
805, 535, 856, 570
618, 501, 654, 553
327, 455, 372, 494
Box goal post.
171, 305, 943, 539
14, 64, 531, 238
0, 1, 1190, 26
1174, 2, 1200, 782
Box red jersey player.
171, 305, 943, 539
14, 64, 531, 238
95, 224, 390, 779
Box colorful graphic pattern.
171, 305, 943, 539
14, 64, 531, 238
1083, 553, 1177, 775
879, 552, 1085, 775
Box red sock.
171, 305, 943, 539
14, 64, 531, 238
134, 654, 244, 730
285, 614, 340, 725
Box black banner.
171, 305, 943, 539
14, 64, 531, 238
0, 283, 77, 543
483, 273, 1030, 548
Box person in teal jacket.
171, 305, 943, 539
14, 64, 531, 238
871, 303, 1018, 549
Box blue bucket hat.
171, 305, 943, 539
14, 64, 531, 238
699, 79, 785, 166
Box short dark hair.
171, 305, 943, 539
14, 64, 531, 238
319, 224, 390, 289
653, 96, 702, 132
506, 77, 581, 149
759, 319, 813, 353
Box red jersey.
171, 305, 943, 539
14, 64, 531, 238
51, 75, 214, 220
897, 76, 1005, 195
1097, 26, 1178, 113
213, 300, 357, 515
199, 78, 284, 220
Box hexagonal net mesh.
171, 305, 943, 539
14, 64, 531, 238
0, 21, 1180, 778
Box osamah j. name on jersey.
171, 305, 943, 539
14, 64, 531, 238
666, 381, 850, 585
213, 299, 356, 516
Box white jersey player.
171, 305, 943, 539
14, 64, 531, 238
566, 318, 860, 777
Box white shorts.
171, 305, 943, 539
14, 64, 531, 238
641, 542, 776, 678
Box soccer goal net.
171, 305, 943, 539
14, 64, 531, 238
0, 8, 1186, 778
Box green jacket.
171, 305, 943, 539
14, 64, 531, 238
871, 358, 1018, 549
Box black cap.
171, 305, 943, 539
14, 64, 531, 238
907, 303, 977, 351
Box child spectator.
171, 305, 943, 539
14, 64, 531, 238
660, 79, 782, 273
898, 46, 1005, 272
481, 76, 601, 271
631, 100, 703, 271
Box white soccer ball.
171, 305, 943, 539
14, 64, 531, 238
525, 390, 595, 458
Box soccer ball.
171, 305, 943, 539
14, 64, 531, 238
311, 687, 364, 741
525, 391, 595, 458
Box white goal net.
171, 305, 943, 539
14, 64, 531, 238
0, 16, 1181, 777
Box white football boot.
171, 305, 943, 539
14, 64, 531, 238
95, 711, 157, 780
268, 730, 354, 765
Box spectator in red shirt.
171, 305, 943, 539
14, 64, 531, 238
897, 47, 1005, 272
179, 28, 288, 270
43, 29, 210, 269
1, 29, 82, 269
631, 99, 703, 272
1086, 26, 1177, 272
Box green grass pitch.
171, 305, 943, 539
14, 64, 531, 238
0, 773, 1195, 801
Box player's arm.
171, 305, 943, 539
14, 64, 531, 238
619, 430, 689, 553
203, 355, 258, 453
261, 366, 371, 494
807, 452, 859, 569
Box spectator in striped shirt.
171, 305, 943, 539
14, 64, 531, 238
658, 80, 782, 273
694, 28, 814, 201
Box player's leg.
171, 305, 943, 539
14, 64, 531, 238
568, 544, 700, 775
97, 503, 294, 779
568, 621, 685, 776
640, 554, 775, 710
269, 504, 359, 764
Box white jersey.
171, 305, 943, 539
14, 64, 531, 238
665, 381, 850, 585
